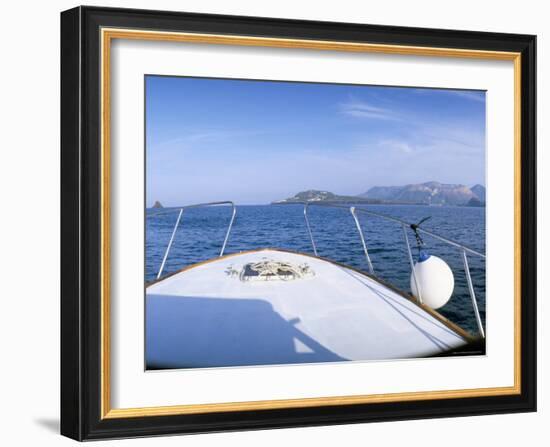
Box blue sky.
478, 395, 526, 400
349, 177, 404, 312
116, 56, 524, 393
146, 76, 485, 206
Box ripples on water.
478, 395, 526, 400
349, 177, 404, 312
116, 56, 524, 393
146, 204, 486, 334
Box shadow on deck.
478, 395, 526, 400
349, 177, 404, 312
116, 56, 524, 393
146, 295, 347, 369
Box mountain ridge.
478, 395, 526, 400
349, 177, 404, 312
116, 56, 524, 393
361, 181, 485, 206
274, 182, 485, 206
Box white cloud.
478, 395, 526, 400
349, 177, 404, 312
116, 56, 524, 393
185, 129, 268, 142
445, 90, 486, 102
412, 88, 485, 103
379, 139, 415, 154
152, 128, 269, 149
339, 97, 401, 121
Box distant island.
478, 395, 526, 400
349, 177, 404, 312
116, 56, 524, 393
470, 184, 486, 202
152, 200, 163, 208
272, 190, 383, 205
273, 182, 486, 207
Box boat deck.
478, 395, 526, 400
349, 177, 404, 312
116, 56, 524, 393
146, 249, 468, 369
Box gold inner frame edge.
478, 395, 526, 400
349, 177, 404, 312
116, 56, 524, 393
100, 27, 522, 419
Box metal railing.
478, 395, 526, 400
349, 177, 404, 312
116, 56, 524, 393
281, 201, 486, 338
148, 200, 485, 337
147, 201, 236, 279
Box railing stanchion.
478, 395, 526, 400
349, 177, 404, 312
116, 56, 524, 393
220, 204, 237, 257
353, 207, 485, 259
350, 207, 374, 274
149, 201, 236, 279
157, 208, 183, 279
402, 224, 423, 304
462, 249, 485, 338
303, 204, 318, 256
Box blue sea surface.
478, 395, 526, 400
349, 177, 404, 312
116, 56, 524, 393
146, 204, 486, 335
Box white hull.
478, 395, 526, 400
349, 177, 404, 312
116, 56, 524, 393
146, 249, 468, 369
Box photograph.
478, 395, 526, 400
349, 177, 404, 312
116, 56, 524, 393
144, 76, 487, 370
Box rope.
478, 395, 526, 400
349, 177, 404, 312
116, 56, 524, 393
410, 216, 431, 255
226, 259, 315, 282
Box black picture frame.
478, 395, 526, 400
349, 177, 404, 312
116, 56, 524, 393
61, 5, 536, 441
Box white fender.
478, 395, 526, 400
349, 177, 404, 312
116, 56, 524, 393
411, 253, 454, 309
